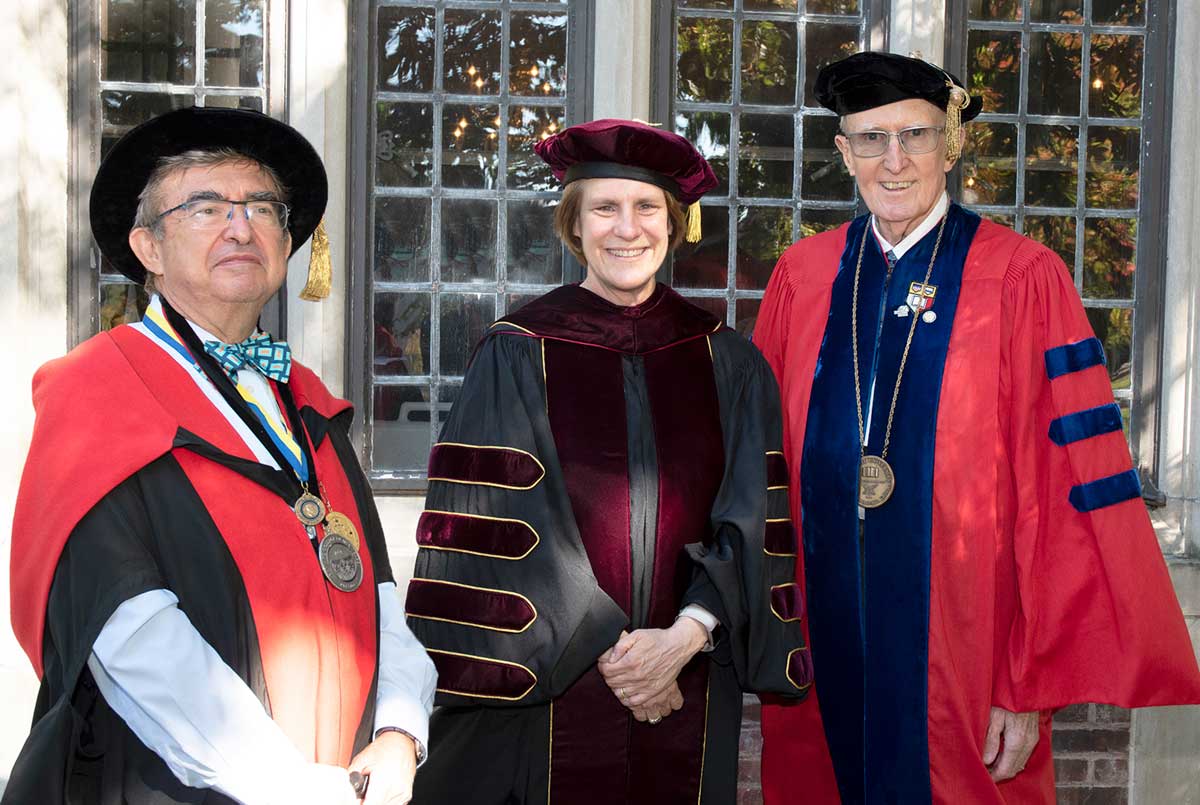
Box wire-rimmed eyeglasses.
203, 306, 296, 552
154, 198, 291, 232
840, 126, 945, 158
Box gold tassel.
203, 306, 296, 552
944, 81, 972, 163
685, 201, 703, 243
299, 218, 332, 301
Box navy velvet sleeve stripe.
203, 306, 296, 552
1045, 337, 1105, 379
1049, 403, 1124, 446
1069, 469, 1142, 513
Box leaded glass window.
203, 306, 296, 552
76, 0, 278, 337
355, 0, 581, 487
955, 0, 1168, 464
666, 0, 878, 337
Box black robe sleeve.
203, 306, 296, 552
683, 331, 811, 697
407, 330, 629, 707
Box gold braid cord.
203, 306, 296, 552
944, 81, 972, 162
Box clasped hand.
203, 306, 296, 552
597, 618, 708, 723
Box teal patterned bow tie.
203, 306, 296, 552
204, 333, 292, 383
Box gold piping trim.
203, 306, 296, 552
710, 321, 722, 333
492, 320, 537, 336
429, 442, 547, 490
696, 671, 712, 804
763, 517, 797, 557
785, 647, 814, 692
418, 509, 541, 560
407, 578, 538, 634
769, 583, 803, 622
546, 701, 554, 805
429, 648, 538, 701
766, 450, 785, 457
705, 334, 714, 362
767, 484, 789, 491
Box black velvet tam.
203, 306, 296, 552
89, 106, 328, 283
815, 52, 983, 120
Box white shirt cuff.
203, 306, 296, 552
677, 604, 718, 652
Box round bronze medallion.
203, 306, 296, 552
294, 492, 326, 527
324, 510, 361, 552
319, 533, 363, 592
858, 455, 895, 509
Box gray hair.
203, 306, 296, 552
131, 148, 289, 293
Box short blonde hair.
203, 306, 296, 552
553, 180, 688, 267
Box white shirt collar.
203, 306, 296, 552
148, 294, 257, 345
871, 192, 950, 261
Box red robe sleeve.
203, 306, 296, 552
993, 241, 1200, 711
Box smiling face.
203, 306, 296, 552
129, 160, 291, 340
835, 98, 956, 243
573, 177, 673, 307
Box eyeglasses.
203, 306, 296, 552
840, 126, 945, 158
155, 198, 291, 232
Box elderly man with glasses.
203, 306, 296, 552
753, 52, 1200, 804
6, 107, 436, 805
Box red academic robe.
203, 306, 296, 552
7, 324, 387, 803
753, 206, 1200, 804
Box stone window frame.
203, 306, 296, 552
68, 0, 289, 345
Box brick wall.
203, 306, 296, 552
735, 698, 1132, 804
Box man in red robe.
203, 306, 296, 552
754, 52, 1200, 804
6, 108, 436, 804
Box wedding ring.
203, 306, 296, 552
649, 716, 662, 725
618, 688, 627, 702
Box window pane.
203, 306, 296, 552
506, 293, 542, 315
1093, 0, 1144, 25
377, 6, 435, 92
984, 213, 1015, 228
508, 106, 565, 190
736, 206, 791, 290
441, 200, 497, 284
736, 298, 761, 339
674, 206, 731, 290
373, 383, 433, 471
101, 91, 192, 158
441, 294, 497, 376
1090, 34, 1143, 119
968, 0, 1022, 19
967, 30, 1021, 114
507, 201, 563, 285
1024, 215, 1077, 269
675, 112, 730, 196
1028, 32, 1082, 117
1085, 306, 1132, 386
205, 0, 264, 87
374, 293, 431, 376
100, 282, 150, 331
202, 95, 262, 111
803, 23, 858, 107
806, 0, 859, 13
801, 116, 853, 200
800, 206, 854, 238
510, 12, 567, 96
739, 113, 794, 198
745, 0, 798, 10
443, 105, 501, 188
1087, 126, 1139, 209
1024, 124, 1079, 208
444, 10, 502, 94
677, 17, 734, 103
963, 122, 1018, 206
101, 0, 197, 84
1029, 0, 1082, 23
741, 21, 797, 106
1084, 217, 1136, 300
683, 295, 728, 324
680, 0, 732, 7
376, 102, 433, 187
374, 198, 432, 282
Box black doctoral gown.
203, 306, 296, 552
408, 283, 810, 805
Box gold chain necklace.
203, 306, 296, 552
851, 215, 948, 508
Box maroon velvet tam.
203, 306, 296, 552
533, 118, 718, 205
